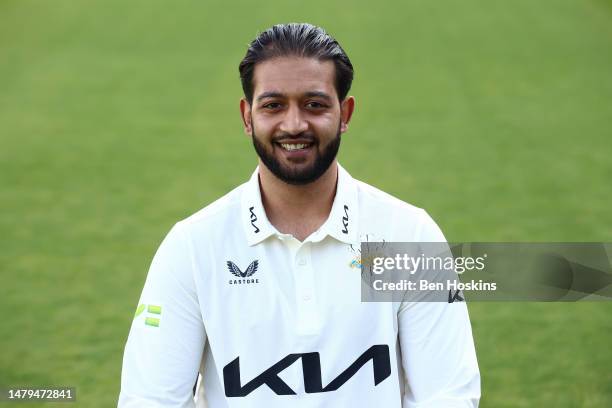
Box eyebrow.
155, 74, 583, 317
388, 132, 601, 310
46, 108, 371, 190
255, 91, 334, 102
304, 91, 333, 102
256, 92, 284, 102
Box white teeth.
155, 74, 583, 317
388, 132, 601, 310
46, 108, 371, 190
280, 143, 309, 151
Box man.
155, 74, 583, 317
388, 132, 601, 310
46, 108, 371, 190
118, 23, 480, 407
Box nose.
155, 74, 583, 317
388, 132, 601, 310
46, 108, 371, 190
279, 104, 308, 136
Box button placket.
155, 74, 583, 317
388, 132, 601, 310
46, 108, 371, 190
294, 244, 318, 334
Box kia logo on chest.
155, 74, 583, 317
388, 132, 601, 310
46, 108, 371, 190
223, 344, 391, 397
227, 260, 260, 285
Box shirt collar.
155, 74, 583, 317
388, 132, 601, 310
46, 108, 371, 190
320, 163, 359, 244
241, 167, 277, 246
241, 163, 359, 246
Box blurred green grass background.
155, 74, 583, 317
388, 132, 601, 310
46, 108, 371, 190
1, 0, 611, 406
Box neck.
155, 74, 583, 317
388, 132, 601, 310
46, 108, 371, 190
258, 161, 338, 242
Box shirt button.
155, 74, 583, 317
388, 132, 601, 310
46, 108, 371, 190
297, 258, 307, 266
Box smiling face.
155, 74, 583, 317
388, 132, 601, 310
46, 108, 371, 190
240, 56, 354, 185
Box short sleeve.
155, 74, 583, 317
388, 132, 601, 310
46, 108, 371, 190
398, 211, 481, 407
118, 223, 207, 408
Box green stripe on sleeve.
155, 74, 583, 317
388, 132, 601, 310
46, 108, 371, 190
134, 304, 145, 318
147, 305, 162, 314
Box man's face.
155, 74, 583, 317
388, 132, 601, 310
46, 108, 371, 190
240, 56, 354, 185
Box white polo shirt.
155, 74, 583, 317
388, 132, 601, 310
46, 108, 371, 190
118, 163, 480, 408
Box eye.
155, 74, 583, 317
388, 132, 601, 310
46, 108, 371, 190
262, 102, 282, 110
306, 101, 327, 109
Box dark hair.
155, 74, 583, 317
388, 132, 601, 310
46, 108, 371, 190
239, 23, 354, 104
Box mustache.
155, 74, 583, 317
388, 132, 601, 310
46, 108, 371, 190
272, 132, 317, 144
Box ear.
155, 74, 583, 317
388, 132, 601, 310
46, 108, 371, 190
339, 96, 355, 133
239, 98, 252, 135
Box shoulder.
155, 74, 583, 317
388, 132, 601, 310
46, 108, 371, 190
175, 181, 247, 235
353, 177, 446, 242
355, 179, 424, 218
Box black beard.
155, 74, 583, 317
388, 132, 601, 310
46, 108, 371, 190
251, 125, 341, 185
